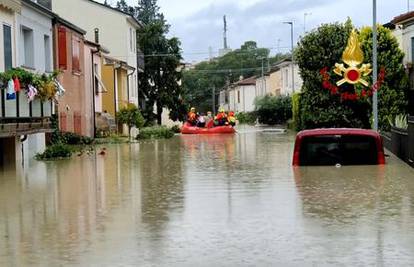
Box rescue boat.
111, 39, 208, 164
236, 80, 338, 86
181, 122, 236, 134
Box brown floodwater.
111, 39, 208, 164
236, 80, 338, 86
1, 126, 414, 266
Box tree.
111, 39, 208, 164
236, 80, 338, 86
117, 103, 145, 139
295, 20, 408, 131
181, 41, 290, 112
115, 0, 186, 124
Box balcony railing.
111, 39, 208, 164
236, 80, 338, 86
0, 90, 53, 137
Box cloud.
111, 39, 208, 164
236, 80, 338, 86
165, 0, 408, 62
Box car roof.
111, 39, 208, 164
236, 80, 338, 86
296, 128, 381, 139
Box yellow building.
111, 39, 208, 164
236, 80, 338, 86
101, 56, 135, 118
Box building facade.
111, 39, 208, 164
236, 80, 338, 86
0, 0, 55, 165
227, 76, 257, 113
277, 59, 302, 96
52, 0, 141, 109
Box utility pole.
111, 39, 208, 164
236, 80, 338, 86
304, 12, 312, 34
284, 21, 295, 93
373, 0, 378, 131
223, 15, 228, 49
277, 38, 282, 54
212, 86, 216, 113
261, 57, 265, 95
408, 0, 410, 12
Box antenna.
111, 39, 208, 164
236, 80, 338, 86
223, 15, 228, 49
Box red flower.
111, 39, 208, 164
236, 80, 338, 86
323, 81, 330, 89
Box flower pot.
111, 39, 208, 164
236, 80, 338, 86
391, 126, 408, 162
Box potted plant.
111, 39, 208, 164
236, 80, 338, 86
389, 114, 408, 162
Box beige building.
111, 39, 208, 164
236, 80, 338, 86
268, 66, 282, 96
52, 0, 142, 108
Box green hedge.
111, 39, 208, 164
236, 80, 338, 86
35, 143, 72, 160
137, 126, 175, 139
254, 95, 292, 125
236, 111, 257, 124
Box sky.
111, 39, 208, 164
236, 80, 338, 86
101, 0, 410, 63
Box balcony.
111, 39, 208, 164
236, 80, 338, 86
0, 90, 53, 137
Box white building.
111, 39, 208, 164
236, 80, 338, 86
277, 59, 302, 96
52, 0, 142, 106
226, 76, 257, 113
255, 74, 271, 97
0, 0, 55, 165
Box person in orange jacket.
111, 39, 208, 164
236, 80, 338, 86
187, 107, 198, 126
214, 108, 228, 126
227, 111, 236, 126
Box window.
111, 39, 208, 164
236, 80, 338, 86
299, 135, 378, 166
237, 90, 240, 103
72, 35, 81, 72
58, 26, 67, 69
130, 28, 133, 52
411, 37, 414, 63
22, 27, 34, 68
133, 30, 136, 53
44, 35, 51, 72
3, 24, 12, 71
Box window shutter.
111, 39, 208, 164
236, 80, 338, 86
58, 26, 67, 69
72, 36, 80, 72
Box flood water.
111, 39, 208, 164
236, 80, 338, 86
1, 126, 414, 266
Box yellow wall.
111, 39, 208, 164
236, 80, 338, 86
117, 69, 128, 109
269, 70, 282, 96
102, 64, 116, 117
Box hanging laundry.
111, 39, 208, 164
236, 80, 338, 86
13, 76, 21, 92
6, 79, 15, 100
54, 79, 65, 97
27, 84, 38, 103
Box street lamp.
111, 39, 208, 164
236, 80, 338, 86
304, 12, 312, 34
283, 21, 295, 93
373, 0, 378, 131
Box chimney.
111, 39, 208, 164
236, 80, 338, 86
94, 28, 99, 44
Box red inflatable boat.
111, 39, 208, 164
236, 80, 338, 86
181, 122, 236, 134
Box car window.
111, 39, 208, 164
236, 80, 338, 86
299, 135, 378, 166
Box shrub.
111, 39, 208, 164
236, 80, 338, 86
170, 125, 181, 133
117, 103, 145, 139
137, 126, 175, 139
51, 131, 94, 145
254, 95, 292, 125
236, 111, 257, 124
291, 93, 301, 130
35, 143, 72, 160
388, 114, 408, 130
295, 20, 408, 131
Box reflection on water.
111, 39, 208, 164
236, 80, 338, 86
1, 128, 414, 266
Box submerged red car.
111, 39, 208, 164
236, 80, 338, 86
292, 128, 386, 166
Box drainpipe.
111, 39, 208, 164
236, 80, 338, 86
91, 48, 99, 138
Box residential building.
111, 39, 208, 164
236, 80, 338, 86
268, 66, 282, 96
255, 74, 270, 97
227, 76, 257, 113
52, 0, 142, 111
388, 12, 414, 114
0, 0, 55, 165
277, 59, 302, 96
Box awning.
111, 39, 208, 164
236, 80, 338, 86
94, 69, 108, 93
0, 0, 21, 12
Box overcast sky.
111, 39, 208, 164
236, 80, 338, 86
101, 0, 410, 62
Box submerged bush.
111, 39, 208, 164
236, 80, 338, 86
170, 125, 181, 133
236, 111, 257, 124
35, 143, 72, 160
254, 95, 292, 125
137, 126, 175, 139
